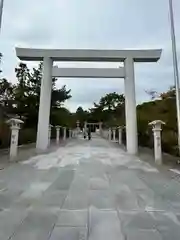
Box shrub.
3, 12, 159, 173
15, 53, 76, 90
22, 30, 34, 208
18, 128, 37, 145
0, 121, 11, 149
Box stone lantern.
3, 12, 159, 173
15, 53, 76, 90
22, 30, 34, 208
149, 120, 165, 165
6, 118, 24, 159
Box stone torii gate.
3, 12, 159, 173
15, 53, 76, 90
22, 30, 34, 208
84, 122, 102, 133
16, 48, 162, 154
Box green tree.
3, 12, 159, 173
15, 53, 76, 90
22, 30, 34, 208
14, 63, 31, 119
75, 106, 89, 126
0, 78, 14, 108
99, 92, 125, 111
89, 92, 125, 125
137, 86, 178, 154
13, 62, 71, 127
51, 107, 72, 126
159, 86, 175, 100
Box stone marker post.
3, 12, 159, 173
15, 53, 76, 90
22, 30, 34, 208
84, 121, 87, 132
76, 120, 80, 134
71, 130, 74, 138
73, 129, 76, 138
63, 127, 66, 141
6, 118, 24, 160
71, 129, 73, 138
99, 122, 103, 136
48, 125, 53, 146
118, 126, 123, 145
69, 129, 72, 139
108, 128, 111, 141
112, 128, 116, 142
55, 125, 60, 144
102, 129, 104, 138
149, 120, 165, 165
106, 130, 109, 139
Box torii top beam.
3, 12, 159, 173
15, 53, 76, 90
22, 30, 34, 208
16, 48, 162, 62
52, 67, 125, 78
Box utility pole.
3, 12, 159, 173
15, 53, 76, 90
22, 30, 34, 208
0, 0, 4, 33
168, 0, 180, 154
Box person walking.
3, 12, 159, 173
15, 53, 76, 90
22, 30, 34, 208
87, 127, 91, 140
83, 127, 86, 139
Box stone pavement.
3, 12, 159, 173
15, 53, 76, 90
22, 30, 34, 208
0, 135, 180, 239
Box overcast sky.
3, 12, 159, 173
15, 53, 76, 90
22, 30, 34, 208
0, 0, 180, 111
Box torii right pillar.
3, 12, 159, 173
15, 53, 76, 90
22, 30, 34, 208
124, 57, 138, 155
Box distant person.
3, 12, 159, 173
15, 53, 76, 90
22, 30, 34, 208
87, 127, 91, 140
83, 128, 86, 139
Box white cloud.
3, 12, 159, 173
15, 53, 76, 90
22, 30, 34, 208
0, 0, 179, 111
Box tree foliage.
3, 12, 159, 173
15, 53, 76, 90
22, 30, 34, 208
0, 62, 71, 127
76, 106, 89, 123
0, 61, 179, 157
83, 87, 178, 156
89, 92, 125, 126
0, 78, 15, 113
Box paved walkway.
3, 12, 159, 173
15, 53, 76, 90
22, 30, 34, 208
0, 135, 180, 239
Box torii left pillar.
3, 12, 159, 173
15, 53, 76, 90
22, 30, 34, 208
36, 57, 53, 151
